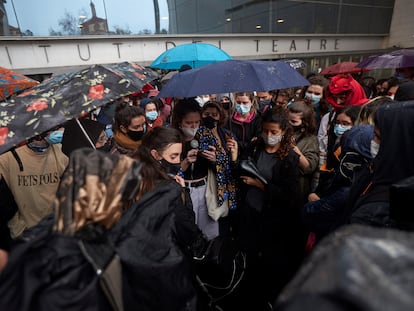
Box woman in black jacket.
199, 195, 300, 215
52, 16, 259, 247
0, 134, 207, 311
236, 107, 305, 309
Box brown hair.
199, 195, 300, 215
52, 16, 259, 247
288, 100, 317, 135
202, 100, 228, 127
133, 126, 183, 199
170, 98, 201, 129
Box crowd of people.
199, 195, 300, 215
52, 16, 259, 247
1, 65, 414, 311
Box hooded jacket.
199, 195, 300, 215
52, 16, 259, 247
325, 75, 368, 111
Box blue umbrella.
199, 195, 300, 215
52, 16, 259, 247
150, 43, 232, 70
158, 59, 310, 98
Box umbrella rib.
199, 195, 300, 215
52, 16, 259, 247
75, 118, 97, 149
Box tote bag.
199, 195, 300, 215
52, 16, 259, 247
205, 168, 228, 221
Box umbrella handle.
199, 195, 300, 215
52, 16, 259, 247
75, 118, 96, 149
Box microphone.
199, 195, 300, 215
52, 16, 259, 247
190, 139, 199, 149
189, 139, 199, 174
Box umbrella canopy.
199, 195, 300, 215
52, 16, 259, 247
0, 62, 158, 154
283, 59, 307, 70
160, 70, 178, 83
150, 42, 233, 70
158, 59, 310, 98
320, 61, 368, 75
356, 49, 414, 69
0, 66, 39, 101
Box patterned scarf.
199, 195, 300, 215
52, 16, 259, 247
197, 126, 237, 210
54, 148, 141, 236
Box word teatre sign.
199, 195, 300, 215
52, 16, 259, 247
0, 35, 384, 72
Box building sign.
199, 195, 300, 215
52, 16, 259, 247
0, 35, 385, 74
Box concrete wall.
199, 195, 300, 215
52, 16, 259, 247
386, 0, 414, 49
0, 34, 385, 75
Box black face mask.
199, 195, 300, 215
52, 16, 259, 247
127, 129, 145, 141
258, 99, 271, 110
292, 124, 304, 133
221, 102, 230, 110
96, 142, 112, 152
202, 116, 218, 129
160, 158, 181, 176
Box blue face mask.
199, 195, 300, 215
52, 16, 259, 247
305, 92, 321, 107
235, 104, 251, 115
45, 130, 63, 144
105, 125, 113, 139
146, 111, 158, 121
334, 124, 352, 137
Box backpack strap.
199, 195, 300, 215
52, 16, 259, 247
11, 148, 23, 172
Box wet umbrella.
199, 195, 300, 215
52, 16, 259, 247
356, 49, 414, 69
0, 66, 39, 101
0, 62, 158, 154
320, 61, 369, 75
150, 42, 233, 70
158, 59, 310, 98
160, 70, 178, 83
283, 59, 307, 70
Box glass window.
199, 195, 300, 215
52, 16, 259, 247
0, 0, 395, 36
339, 6, 393, 33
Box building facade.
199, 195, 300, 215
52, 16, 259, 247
0, 0, 413, 78
166, 0, 394, 35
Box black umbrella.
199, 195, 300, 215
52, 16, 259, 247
158, 59, 309, 98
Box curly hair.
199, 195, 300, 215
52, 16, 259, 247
170, 98, 201, 129
113, 102, 145, 131
261, 106, 295, 158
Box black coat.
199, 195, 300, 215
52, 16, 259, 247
236, 142, 305, 304
0, 181, 199, 311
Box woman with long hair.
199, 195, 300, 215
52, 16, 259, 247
197, 101, 239, 238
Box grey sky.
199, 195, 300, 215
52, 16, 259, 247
4, 0, 169, 35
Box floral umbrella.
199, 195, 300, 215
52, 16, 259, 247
0, 62, 158, 154
0, 66, 39, 101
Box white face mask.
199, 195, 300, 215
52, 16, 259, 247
261, 133, 283, 146
370, 140, 380, 158
195, 95, 210, 107
181, 127, 199, 138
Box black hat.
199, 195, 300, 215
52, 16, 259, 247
62, 118, 106, 156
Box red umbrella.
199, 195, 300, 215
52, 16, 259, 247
0, 66, 39, 101
320, 62, 369, 75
